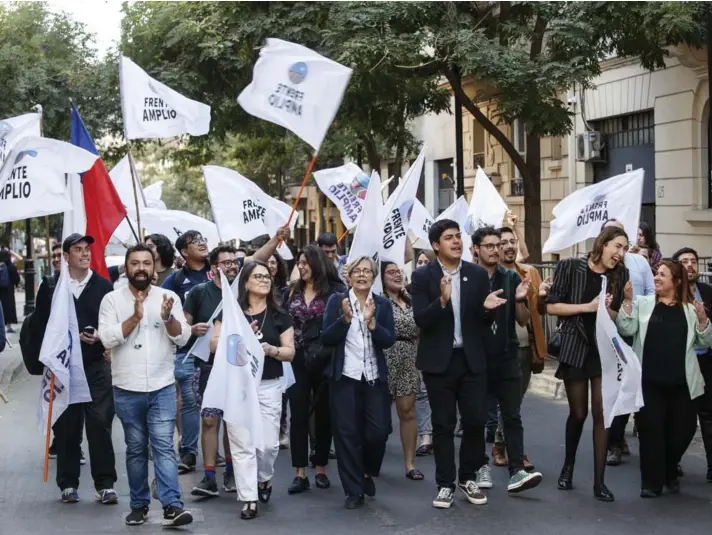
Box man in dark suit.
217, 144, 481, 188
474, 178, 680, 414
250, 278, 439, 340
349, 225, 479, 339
673, 247, 712, 482
411, 219, 506, 509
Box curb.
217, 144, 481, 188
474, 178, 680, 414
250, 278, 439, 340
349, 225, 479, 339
528, 362, 567, 400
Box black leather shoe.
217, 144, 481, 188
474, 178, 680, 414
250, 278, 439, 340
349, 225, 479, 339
344, 495, 365, 509
666, 478, 680, 494
258, 481, 273, 503
640, 488, 661, 498
363, 475, 376, 497
288, 476, 310, 495
240, 502, 258, 520
594, 483, 615, 502
315, 473, 331, 489
557, 465, 574, 490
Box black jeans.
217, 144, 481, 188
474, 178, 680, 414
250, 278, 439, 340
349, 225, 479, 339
288, 351, 332, 468
487, 353, 525, 474
330, 376, 390, 497
638, 382, 699, 492
422, 349, 487, 489
56, 361, 117, 491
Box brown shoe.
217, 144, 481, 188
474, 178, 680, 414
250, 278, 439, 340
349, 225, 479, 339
491, 444, 508, 467
523, 456, 535, 472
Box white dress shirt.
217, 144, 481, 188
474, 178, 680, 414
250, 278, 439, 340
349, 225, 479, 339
70, 269, 93, 299
438, 259, 463, 348
342, 289, 380, 382
98, 285, 191, 393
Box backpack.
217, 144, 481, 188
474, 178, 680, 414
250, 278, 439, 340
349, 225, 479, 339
0, 264, 9, 288
20, 276, 56, 376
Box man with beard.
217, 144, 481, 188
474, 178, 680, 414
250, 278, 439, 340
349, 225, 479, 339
185, 245, 241, 498
471, 226, 542, 494
488, 226, 549, 471
35, 234, 117, 504
99, 244, 193, 527
673, 246, 712, 483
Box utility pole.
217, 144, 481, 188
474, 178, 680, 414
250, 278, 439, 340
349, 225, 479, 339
454, 69, 465, 198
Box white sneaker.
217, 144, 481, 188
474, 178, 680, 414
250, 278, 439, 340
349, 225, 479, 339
476, 464, 494, 489
432, 487, 454, 509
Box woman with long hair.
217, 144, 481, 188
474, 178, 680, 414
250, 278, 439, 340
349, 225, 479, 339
637, 222, 662, 266
210, 260, 295, 519
285, 245, 345, 494
617, 259, 711, 497
546, 226, 629, 502
267, 253, 289, 303
381, 261, 423, 480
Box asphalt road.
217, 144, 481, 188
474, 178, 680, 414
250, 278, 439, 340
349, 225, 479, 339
1, 373, 710, 535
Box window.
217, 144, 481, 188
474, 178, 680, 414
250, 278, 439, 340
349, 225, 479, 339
511, 118, 526, 196
598, 111, 654, 149
473, 120, 485, 169
551, 137, 562, 161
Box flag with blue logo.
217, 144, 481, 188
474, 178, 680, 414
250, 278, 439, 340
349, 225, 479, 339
200, 270, 265, 451
347, 170, 384, 293
37, 260, 92, 434
237, 38, 353, 151
0, 112, 41, 165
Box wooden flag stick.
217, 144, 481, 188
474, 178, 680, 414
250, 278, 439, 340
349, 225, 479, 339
286, 153, 318, 226
337, 228, 350, 245
43, 373, 55, 483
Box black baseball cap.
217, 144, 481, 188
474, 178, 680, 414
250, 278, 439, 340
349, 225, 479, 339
62, 233, 95, 253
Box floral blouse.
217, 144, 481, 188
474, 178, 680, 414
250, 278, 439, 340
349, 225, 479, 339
286, 291, 328, 349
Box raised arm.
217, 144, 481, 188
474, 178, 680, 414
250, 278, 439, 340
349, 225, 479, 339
248, 226, 291, 263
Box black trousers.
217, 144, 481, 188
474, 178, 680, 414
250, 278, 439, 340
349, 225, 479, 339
56, 361, 117, 491
698, 356, 712, 469
330, 376, 390, 497
423, 349, 487, 489
638, 382, 699, 492
288, 351, 332, 468
487, 355, 525, 474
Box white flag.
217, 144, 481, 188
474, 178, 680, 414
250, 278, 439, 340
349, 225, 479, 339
596, 277, 644, 428
408, 199, 434, 249
543, 169, 644, 253
0, 112, 41, 164
144, 181, 167, 210
313, 163, 370, 229
62, 173, 87, 240
237, 38, 352, 151
380, 147, 426, 263
465, 167, 508, 233
37, 260, 92, 434
202, 165, 296, 243
109, 154, 147, 210
201, 270, 265, 450
437, 197, 473, 262
347, 170, 384, 293
120, 55, 211, 140
0, 136, 98, 224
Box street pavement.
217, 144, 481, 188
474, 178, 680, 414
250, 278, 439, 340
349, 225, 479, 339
1, 371, 711, 535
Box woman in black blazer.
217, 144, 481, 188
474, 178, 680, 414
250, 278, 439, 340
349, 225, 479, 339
546, 226, 629, 502
322, 256, 396, 509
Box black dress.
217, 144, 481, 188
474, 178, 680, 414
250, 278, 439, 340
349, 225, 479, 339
555, 266, 604, 381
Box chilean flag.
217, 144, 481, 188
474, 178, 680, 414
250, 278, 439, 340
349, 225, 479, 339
70, 105, 127, 279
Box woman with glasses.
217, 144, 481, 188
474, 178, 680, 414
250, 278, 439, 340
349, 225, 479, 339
285, 245, 345, 494
210, 260, 295, 519
546, 226, 629, 502
381, 261, 423, 480
617, 260, 711, 497
322, 256, 396, 508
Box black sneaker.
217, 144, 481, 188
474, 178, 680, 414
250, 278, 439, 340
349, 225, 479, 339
61, 488, 79, 504
432, 487, 454, 509
191, 475, 219, 497
216, 453, 226, 468
48, 441, 57, 459
288, 476, 310, 494
178, 453, 196, 473
125, 506, 149, 525
79, 450, 87, 466
162, 505, 193, 527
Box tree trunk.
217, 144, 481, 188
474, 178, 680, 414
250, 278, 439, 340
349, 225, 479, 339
524, 133, 542, 263
0, 222, 11, 248
361, 135, 381, 174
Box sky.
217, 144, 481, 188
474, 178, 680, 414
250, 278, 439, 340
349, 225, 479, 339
45, 0, 124, 56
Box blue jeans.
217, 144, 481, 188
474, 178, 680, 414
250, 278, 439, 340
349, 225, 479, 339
485, 393, 499, 435
175, 353, 199, 456
415, 373, 432, 436
114, 385, 183, 510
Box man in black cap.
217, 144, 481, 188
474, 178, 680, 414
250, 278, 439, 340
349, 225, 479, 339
34, 233, 118, 505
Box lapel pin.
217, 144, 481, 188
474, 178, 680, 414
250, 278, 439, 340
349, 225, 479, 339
463, 277, 468, 282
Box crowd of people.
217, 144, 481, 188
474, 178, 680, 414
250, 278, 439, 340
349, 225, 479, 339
2, 209, 712, 527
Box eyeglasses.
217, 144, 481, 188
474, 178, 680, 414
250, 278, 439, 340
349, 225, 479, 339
188, 237, 207, 246
479, 243, 498, 251
52, 254, 62, 259
217, 260, 238, 268
351, 268, 374, 277
384, 269, 401, 277
251, 273, 272, 283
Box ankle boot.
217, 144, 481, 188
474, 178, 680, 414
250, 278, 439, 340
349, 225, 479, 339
594, 483, 615, 502
557, 464, 574, 490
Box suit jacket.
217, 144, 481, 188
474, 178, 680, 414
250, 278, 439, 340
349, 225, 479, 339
322, 291, 396, 381
547, 257, 629, 369
411, 259, 492, 374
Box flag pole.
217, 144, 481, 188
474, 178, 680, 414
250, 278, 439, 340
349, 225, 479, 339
43, 373, 55, 483
286, 153, 318, 226
45, 216, 52, 270
337, 228, 349, 245
123, 215, 140, 243
127, 150, 144, 242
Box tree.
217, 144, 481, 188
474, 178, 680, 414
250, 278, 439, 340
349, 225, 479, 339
332, 1, 706, 261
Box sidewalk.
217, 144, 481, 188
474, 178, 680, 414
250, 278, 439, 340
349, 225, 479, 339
528, 358, 566, 400
0, 291, 27, 402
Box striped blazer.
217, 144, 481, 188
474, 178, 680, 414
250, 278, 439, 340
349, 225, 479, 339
548, 257, 629, 369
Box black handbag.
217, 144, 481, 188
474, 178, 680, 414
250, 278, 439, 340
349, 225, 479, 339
301, 315, 334, 373
547, 327, 562, 358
